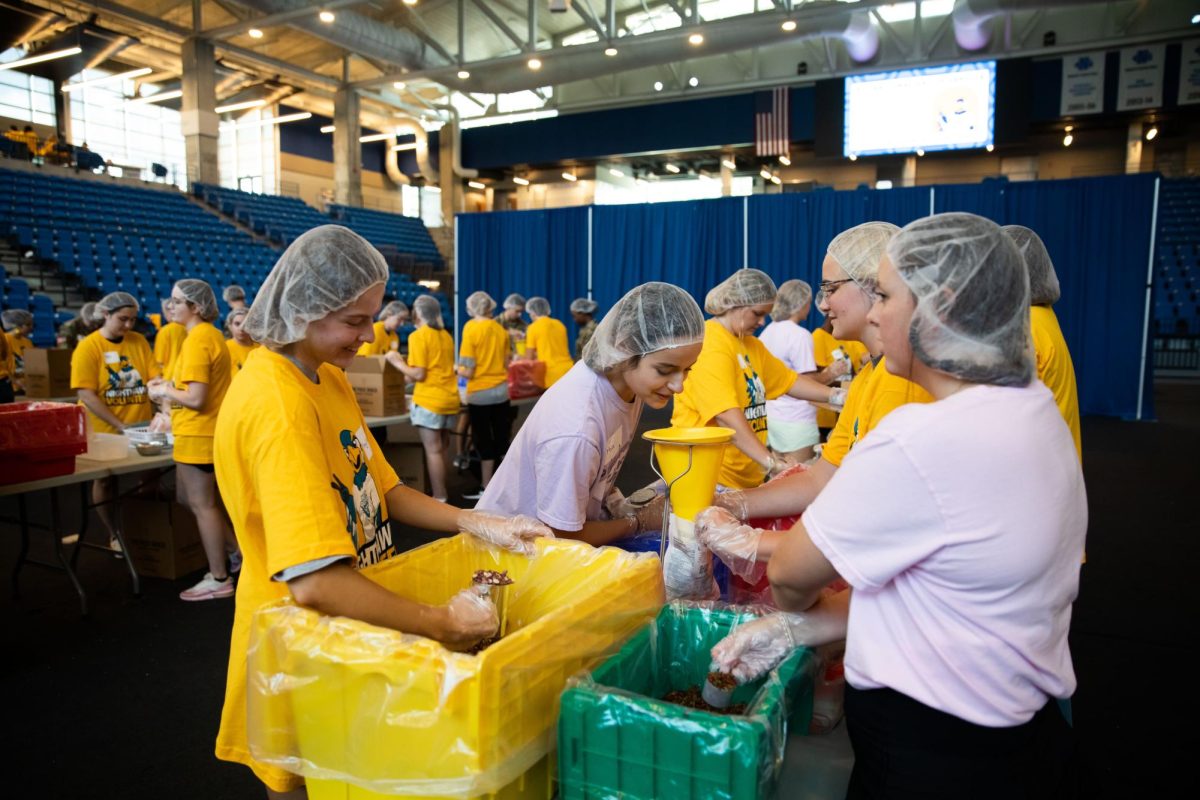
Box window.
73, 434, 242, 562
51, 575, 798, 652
219, 107, 279, 195
0, 50, 57, 127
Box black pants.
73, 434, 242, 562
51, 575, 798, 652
844, 685, 1077, 800
0, 378, 13, 404
467, 400, 512, 461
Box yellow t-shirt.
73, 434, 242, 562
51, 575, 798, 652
154, 322, 187, 381
460, 318, 510, 395
6, 331, 32, 371
212, 347, 401, 793
225, 338, 259, 377
673, 320, 798, 489
171, 322, 233, 465
812, 327, 870, 429
0, 329, 13, 382
357, 321, 398, 356
70, 330, 159, 433
1031, 305, 1082, 459
821, 356, 934, 467
526, 316, 575, 388
407, 325, 460, 416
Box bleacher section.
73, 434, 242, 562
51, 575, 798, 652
1155, 179, 1200, 336
328, 204, 444, 270
193, 182, 329, 248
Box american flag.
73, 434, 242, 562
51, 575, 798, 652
755, 87, 790, 157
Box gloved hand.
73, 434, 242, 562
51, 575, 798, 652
695, 506, 763, 580
713, 489, 749, 521
827, 359, 850, 379
768, 451, 800, 478
711, 609, 849, 683
828, 386, 849, 407
438, 589, 499, 651
632, 493, 666, 534
458, 509, 553, 555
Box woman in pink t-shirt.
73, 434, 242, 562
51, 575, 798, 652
711, 214, 1084, 798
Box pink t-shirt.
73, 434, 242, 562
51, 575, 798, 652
759, 320, 818, 425
804, 382, 1086, 727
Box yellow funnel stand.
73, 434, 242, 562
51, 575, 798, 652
643, 427, 734, 522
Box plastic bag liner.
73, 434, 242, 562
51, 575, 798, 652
246, 535, 664, 798
558, 601, 819, 800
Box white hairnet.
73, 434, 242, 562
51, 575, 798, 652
1002, 225, 1061, 306
503, 293, 526, 310
827, 221, 901, 289
97, 291, 139, 315
2, 309, 32, 328
888, 213, 1033, 387
704, 268, 777, 315
222, 284, 246, 304
413, 295, 444, 330
378, 300, 408, 321
175, 279, 219, 322
223, 306, 249, 336
79, 302, 99, 324
584, 282, 705, 371
466, 291, 496, 317
526, 297, 551, 317
570, 298, 598, 315
244, 225, 388, 348
771, 280, 813, 320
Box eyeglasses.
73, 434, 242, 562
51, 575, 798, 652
815, 279, 855, 305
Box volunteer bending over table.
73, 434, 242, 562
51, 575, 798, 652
714, 213, 1084, 798
212, 226, 551, 798
522, 296, 575, 388
671, 268, 846, 491
478, 283, 704, 546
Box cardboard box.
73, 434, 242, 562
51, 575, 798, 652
121, 497, 208, 580
383, 442, 427, 494
22, 348, 73, 398
346, 356, 408, 417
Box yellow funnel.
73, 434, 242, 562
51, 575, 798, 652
515, 340, 527, 356
643, 427, 734, 521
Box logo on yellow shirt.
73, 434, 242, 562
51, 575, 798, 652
738, 353, 768, 434
330, 427, 393, 567
104, 356, 148, 406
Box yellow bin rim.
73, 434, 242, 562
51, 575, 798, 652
642, 427, 735, 445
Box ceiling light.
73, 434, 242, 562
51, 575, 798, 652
688, 33, 704, 45
457, 69, 470, 79
778, 155, 791, 166
226, 111, 312, 129
604, 47, 618, 57
1193, 13, 1200, 23
215, 99, 267, 114
391, 143, 417, 152
319, 10, 335, 23
1065, 124, 1074, 132
985, 143, 994, 152
721, 159, 736, 170
562, 171, 577, 182
1062, 133, 1073, 147
248, 28, 264, 39
0, 46, 83, 71
468, 180, 486, 189
915, 148, 925, 156
1145, 125, 1158, 141
770, 175, 782, 185
61, 67, 153, 92
404, 0, 419, 5
653, 81, 663, 91
848, 154, 858, 161
528, 57, 542, 70
782, 20, 797, 32
513, 176, 530, 186
126, 89, 183, 106
609, 167, 624, 178
760, 168, 773, 180
320, 124, 335, 133
393, 81, 406, 90
664, 163, 681, 173
688, 76, 699, 87
360, 133, 394, 143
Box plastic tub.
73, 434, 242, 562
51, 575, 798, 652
85, 432, 129, 461
0, 401, 88, 484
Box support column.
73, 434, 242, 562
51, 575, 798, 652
440, 121, 460, 228
721, 149, 733, 197
902, 155, 918, 187
181, 37, 219, 186
52, 79, 71, 142
1126, 120, 1152, 174
333, 83, 363, 207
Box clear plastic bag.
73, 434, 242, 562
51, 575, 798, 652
662, 514, 720, 601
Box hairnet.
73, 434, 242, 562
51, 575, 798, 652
584, 282, 705, 371
888, 213, 1033, 387
570, 297, 598, 315
771, 280, 813, 320
1002, 225, 1061, 306
79, 302, 99, 324
2, 309, 32, 328
704, 268, 777, 315
244, 225, 388, 348
827, 221, 901, 289
175, 279, 219, 322
466, 291, 496, 317
224, 306, 250, 335
222, 284, 246, 304
503, 293, 526, 311
378, 300, 409, 321
413, 295, 444, 330
526, 297, 551, 317
97, 291, 139, 315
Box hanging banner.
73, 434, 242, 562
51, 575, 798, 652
1116, 44, 1165, 111
1060, 52, 1107, 115
1179, 38, 1200, 106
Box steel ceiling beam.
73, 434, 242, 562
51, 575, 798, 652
203, 0, 365, 40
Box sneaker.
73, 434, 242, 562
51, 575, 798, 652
180, 573, 235, 602
228, 549, 243, 575
109, 536, 124, 560
452, 454, 469, 470
461, 488, 485, 502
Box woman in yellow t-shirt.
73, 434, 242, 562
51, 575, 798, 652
70, 291, 160, 551
523, 297, 575, 387
147, 280, 240, 602
458, 291, 513, 499
211, 226, 549, 796
672, 269, 843, 490
154, 297, 187, 381
811, 320, 866, 430
0, 320, 14, 403
1, 309, 33, 393
356, 300, 408, 356
223, 307, 258, 377
387, 295, 460, 502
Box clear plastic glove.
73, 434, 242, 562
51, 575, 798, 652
711, 610, 848, 683
458, 509, 553, 555
439, 589, 499, 651
633, 493, 666, 533
695, 506, 763, 581
713, 489, 749, 521
827, 359, 850, 379
828, 387, 849, 407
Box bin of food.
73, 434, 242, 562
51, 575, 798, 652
0, 401, 88, 484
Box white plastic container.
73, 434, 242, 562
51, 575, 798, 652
85, 432, 129, 461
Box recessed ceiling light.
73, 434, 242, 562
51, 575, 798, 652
562, 171, 578, 182
760, 168, 773, 180
528, 57, 542, 70
468, 180, 486, 189
248, 28, 263, 39
721, 159, 736, 170
513, 176, 530, 186
688, 33, 704, 45
653, 81, 663, 91
782, 20, 797, 32
1062, 133, 1073, 147
688, 76, 699, 87
319, 10, 335, 23
604, 47, 618, 57
985, 143, 994, 152
915, 148, 925, 156
848, 154, 858, 161
457, 69, 471, 79
779, 155, 791, 166
609, 167, 624, 178
393, 81, 406, 90
664, 163, 681, 173
1145, 125, 1158, 141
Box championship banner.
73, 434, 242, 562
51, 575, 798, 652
1178, 39, 1200, 106
1116, 44, 1165, 111
1060, 52, 1106, 115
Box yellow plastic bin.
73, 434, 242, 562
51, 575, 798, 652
246, 535, 664, 799
643, 427, 734, 521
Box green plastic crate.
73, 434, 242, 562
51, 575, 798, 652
557, 603, 818, 800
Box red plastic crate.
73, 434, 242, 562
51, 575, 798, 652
508, 360, 546, 399
0, 402, 88, 485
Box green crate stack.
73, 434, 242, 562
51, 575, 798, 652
557, 603, 818, 800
